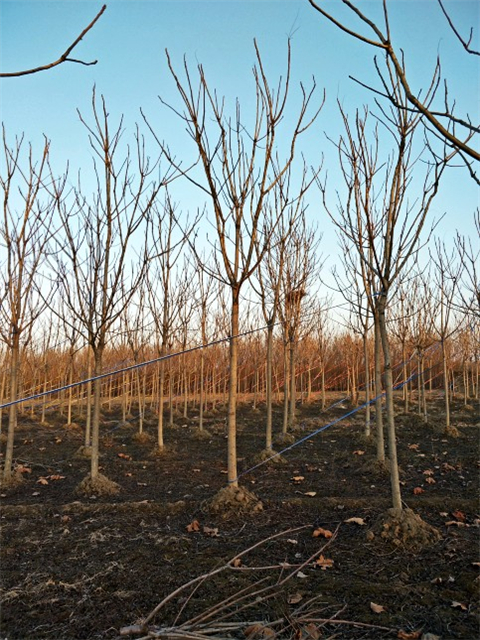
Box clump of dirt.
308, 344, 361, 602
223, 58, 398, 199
74, 445, 92, 458
359, 457, 391, 477
191, 428, 212, 440
207, 484, 263, 518
0, 471, 24, 489
64, 422, 81, 430
75, 472, 120, 497
150, 444, 174, 457
444, 425, 461, 438
254, 448, 285, 464
132, 431, 153, 443
367, 507, 441, 551
274, 432, 295, 445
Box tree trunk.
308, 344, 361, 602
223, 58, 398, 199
85, 351, 93, 448
378, 301, 402, 512
282, 342, 289, 435
90, 346, 104, 480
157, 359, 165, 448
374, 317, 385, 462
288, 338, 296, 428
442, 339, 451, 431
3, 333, 20, 480
265, 323, 274, 450
363, 332, 371, 437
199, 350, 205, 431
227, 288, 239, 486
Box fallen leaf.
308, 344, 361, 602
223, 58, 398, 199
397, 630, 421, 639
423, 469, 434, 476
304, 491, 317, 497
451, 601, 467, 610
291, 476, 305, 483
186, 519, 200, 533
37, 477, 49, 485
442, 462, 456, 471
117, 453, 132, 461
203, 526, 219, 537
296, 570, 308, 579
452, 510, 466, 521
315, 554, 334, 570
231, 558, 242, 567
445, 520, 467, 527
48, 475, 65, 481
32, 491, 40, 496
15, 465, 32, 474
472, 562, 480, 567
287, 592, 303, 604
425, 477, 436, 484
279, 562, 291, 568
413, 487, 425, 495
244, 624, 276, 639
287, 539, 298, 545
344, 517, 366, 525
408, 443, 419, 450
300, 623, 320, 639
313, 527, 333, 538
61, 515, 71, 524
352, 450, 365, 455
124, 472, 133, 477
370, 602, 385, 614
192, 468, 201, 473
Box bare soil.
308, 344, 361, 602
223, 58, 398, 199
1, 394, 479, 639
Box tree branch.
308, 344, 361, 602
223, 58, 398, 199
0, 5, 106, 78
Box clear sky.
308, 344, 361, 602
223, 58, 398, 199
1, 0, 479, 293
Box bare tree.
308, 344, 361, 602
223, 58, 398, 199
145, 193, 189, 451
52, 90, 163, 494
431, 240, 461, 432
277, 215, 321, 434
148, 40, 322, 501
1, 5, 106, 78
454, 210, 480, 317
0, 130, 64, 483
307, 0, 479, 182
322, 98, 446, 514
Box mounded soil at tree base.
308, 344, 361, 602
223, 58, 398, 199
0, 394, 479, 639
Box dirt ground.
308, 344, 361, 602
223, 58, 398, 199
0, 393, 479, 639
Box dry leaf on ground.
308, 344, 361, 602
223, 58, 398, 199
397, 630, 421, 639
245, 623, 276, 638
315, 554, 334, 570
313, 527, 333, 538
413, 487, 425, 495
287, 592, 303, 604
344, 517, 366, 525
370, 602, 385, 613
186, 519, 200, 532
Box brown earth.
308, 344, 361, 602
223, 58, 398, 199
0, 393, 479, 639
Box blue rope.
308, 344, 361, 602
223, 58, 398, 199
0, 325, 271, 411
231, 340, 443, 484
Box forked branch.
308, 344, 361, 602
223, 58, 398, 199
0, 5, 107, 78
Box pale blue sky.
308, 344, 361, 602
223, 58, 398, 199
1, 0, 479, 287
